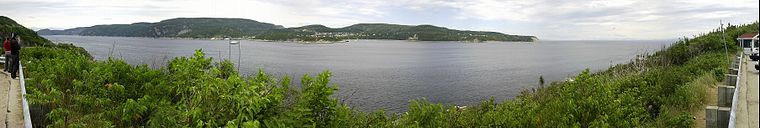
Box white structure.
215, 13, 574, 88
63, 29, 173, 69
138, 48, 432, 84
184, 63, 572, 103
226, 38, 241, 72
736, 33, 758, 54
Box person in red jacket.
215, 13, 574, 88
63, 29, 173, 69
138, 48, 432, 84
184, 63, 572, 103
9, 35, 19, 79
2, 34, 9, 73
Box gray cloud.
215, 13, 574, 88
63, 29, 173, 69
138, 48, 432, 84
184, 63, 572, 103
0, 0, 756, 40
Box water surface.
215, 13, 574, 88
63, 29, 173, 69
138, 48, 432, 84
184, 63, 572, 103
43, 35, 672, 112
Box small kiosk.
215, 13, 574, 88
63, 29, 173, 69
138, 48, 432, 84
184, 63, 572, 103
736, 33, 758, 54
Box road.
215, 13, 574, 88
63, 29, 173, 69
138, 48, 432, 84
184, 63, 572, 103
735, 57, 759, 128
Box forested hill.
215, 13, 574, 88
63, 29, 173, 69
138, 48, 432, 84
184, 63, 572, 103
258, 23, 537, 42
38, 18, 284, 38
37, 27, 87, 35
0, 16, 52, 46
36, 18, 536, 42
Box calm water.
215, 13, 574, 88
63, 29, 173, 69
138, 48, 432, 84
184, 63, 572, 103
43, 35, 672, 112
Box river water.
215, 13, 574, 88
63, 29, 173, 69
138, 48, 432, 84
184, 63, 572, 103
43, 35, 672, 112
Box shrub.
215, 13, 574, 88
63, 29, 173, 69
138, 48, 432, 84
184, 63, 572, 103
21, 22, 758, 127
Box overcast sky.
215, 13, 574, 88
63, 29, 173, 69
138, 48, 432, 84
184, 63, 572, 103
1, 0, 757, 40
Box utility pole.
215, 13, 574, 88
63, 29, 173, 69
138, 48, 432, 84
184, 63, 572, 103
721, 20, 729, 62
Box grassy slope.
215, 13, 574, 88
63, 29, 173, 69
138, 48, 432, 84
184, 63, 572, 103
439, 22, 757, 127
0, 16, 53, 46
339, 22, 758, 127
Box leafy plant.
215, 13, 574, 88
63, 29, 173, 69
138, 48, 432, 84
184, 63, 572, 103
18, 19, 759, 127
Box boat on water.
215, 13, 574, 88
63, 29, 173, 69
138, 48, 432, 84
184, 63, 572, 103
407, 34, 419, 41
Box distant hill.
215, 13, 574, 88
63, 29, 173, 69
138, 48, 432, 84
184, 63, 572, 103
148, 18, 285, 37
40, 18, 284, 38
37, 17, 536, 42
0, 16, 52, 46
258, 23, 536, 42
36, 27, 87, 35
80, 23, 158, 37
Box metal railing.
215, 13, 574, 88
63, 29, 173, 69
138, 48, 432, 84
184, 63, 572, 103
727, 54, 742, 128
19, 63, 32, 128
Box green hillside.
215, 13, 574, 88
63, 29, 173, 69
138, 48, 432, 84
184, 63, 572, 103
37, 18, 536, 42
80, 23, 157, 37
37, 27, 87, 35
292, 24, 340, 32
149, 18, 284, 37
259, 23, 537, 41
42, 18, 284, 38
0, 16, 52, 46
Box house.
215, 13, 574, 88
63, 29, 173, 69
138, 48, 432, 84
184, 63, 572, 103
736, 33, 758, 54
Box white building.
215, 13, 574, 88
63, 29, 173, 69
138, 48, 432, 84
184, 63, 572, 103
736, 33, 758, 54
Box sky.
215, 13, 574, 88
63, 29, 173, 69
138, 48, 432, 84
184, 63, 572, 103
0, 0, 758, 40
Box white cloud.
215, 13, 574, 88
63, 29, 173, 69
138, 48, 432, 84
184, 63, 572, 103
434, 0, 759, 39
0, 0, 757, 40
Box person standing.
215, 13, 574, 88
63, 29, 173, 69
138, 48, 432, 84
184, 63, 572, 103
0, 32, 4, 72
9, 34, 20, 79
3, 35, 11, 73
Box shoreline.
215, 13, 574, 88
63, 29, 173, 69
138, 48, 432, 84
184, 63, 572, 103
39, 35, 535, 43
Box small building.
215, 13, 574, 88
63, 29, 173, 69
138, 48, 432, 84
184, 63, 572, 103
736, 33, 758, 54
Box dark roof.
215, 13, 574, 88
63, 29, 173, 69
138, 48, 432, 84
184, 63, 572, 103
738, 33, 757, 39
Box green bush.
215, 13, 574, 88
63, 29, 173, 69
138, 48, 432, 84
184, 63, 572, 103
23, 48, 342, 127
21, 22, 758, 127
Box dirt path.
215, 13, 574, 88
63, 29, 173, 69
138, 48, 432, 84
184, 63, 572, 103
0, 72, 24, 128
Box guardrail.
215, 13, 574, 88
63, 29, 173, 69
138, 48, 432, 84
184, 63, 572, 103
19, 63, 32, 128
727, 54, 743, 128
707, 53, 743, 128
